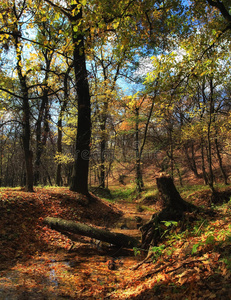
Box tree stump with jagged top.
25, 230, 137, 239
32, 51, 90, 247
140, 174, 197, 249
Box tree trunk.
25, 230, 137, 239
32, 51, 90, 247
35, 90, 48, 186
56, 65, 71, 186
206, 79, 215, 193
34, 45, 52, 186
183, 142, 199, 178
99, 121, 106, 188
214, 135, 228, 185
135, 107, 144, 192
14, 29, 34, 192
200, 139, 208, 184
70, 6, 91, 195
44, 217, 139, 249
140, 174, 197, 249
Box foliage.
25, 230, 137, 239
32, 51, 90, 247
0, 0, 230, 191
151, 244, 165, 261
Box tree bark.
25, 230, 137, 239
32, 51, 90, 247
183, 142, 199, 178
140, 174, 197, 249
214, 134, 228, 185
135, 107, 144, 192
70, 6, 91, 195
200, 139, 208, 185
205, 79, 215, 192
44, 217, 139, 249
56, 64, 71, 186
156, 175, 193, 209
35, 87, 50, 186
14, 24, 33, 192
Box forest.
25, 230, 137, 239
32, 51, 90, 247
0, 0, 231, 299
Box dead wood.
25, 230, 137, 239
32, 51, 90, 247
140, 174, 198, 249
141, 257, 207, 279
44, 217, 139, 249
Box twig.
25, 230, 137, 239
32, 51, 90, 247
195, 220, 206, 235
131, 251, 154, 270
141, 257, 207, 279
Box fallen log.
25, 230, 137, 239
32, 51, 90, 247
44, 217, 139, 249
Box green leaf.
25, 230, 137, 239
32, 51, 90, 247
191, 243, 200, 255
205, 235, 215, 245
161, 221, 178, 227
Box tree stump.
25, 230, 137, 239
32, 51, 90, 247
140, 174, 197, 249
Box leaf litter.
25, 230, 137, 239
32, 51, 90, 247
0, 187, 230, 299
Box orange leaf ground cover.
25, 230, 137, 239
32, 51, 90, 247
0, 187, 230, 299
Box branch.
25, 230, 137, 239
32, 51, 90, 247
206, 0, 231, 24
139, 77, 159, 159
0, 87, 23, 99
0, 85, 64, 100
0, 31, 73, 61
29, 87, 64, 100
173, 24, 230, 91
43, 0, 72, 19
0, 119, 22, 128
139, 257, 207, 278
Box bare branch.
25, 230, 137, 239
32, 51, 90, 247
0, 31, 73, 60
0, 87, 23, 99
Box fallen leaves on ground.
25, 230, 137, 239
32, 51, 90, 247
0, 187, 230, 299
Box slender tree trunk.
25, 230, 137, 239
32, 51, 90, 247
35, 89, 48, 186
34, 118, 42, 186
56, 102, 65, 186
190, 143, 198, 176
56, 65, 71, 186
34, 46, 52, 185
22, 90, 34, 192
135, 107, 144, 192
206, 79, 215, 192
183, 142, 199, 178
169, 130, 174, 179
41, 161, 52, 186
100, 134, 106, 188
200, 140, 208, 184
99, 100, 107, 188
214, 134, 228, 185
175, 162, 183, 186
70, 6, 91, 195
98, 58, 121, 189
14, 28, 33, 192
56, 120, 63, 186
0, 125, 2, 187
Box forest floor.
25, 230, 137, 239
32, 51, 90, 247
0, 184, 231, 299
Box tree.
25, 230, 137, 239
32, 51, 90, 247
56, 63, 73, 186
44, 0, 189, 194
10, 2, 34, 191
32, 6, 71, 186
89, 40, 130, 188
43, 0, 91, 194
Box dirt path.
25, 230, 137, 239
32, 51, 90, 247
0, 187, 230, 299
0, 187, 150, 299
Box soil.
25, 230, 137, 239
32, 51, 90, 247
0, 186, 230, 299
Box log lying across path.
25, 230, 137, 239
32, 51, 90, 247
44, 217, 139, 249
44, 175, 199, 251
